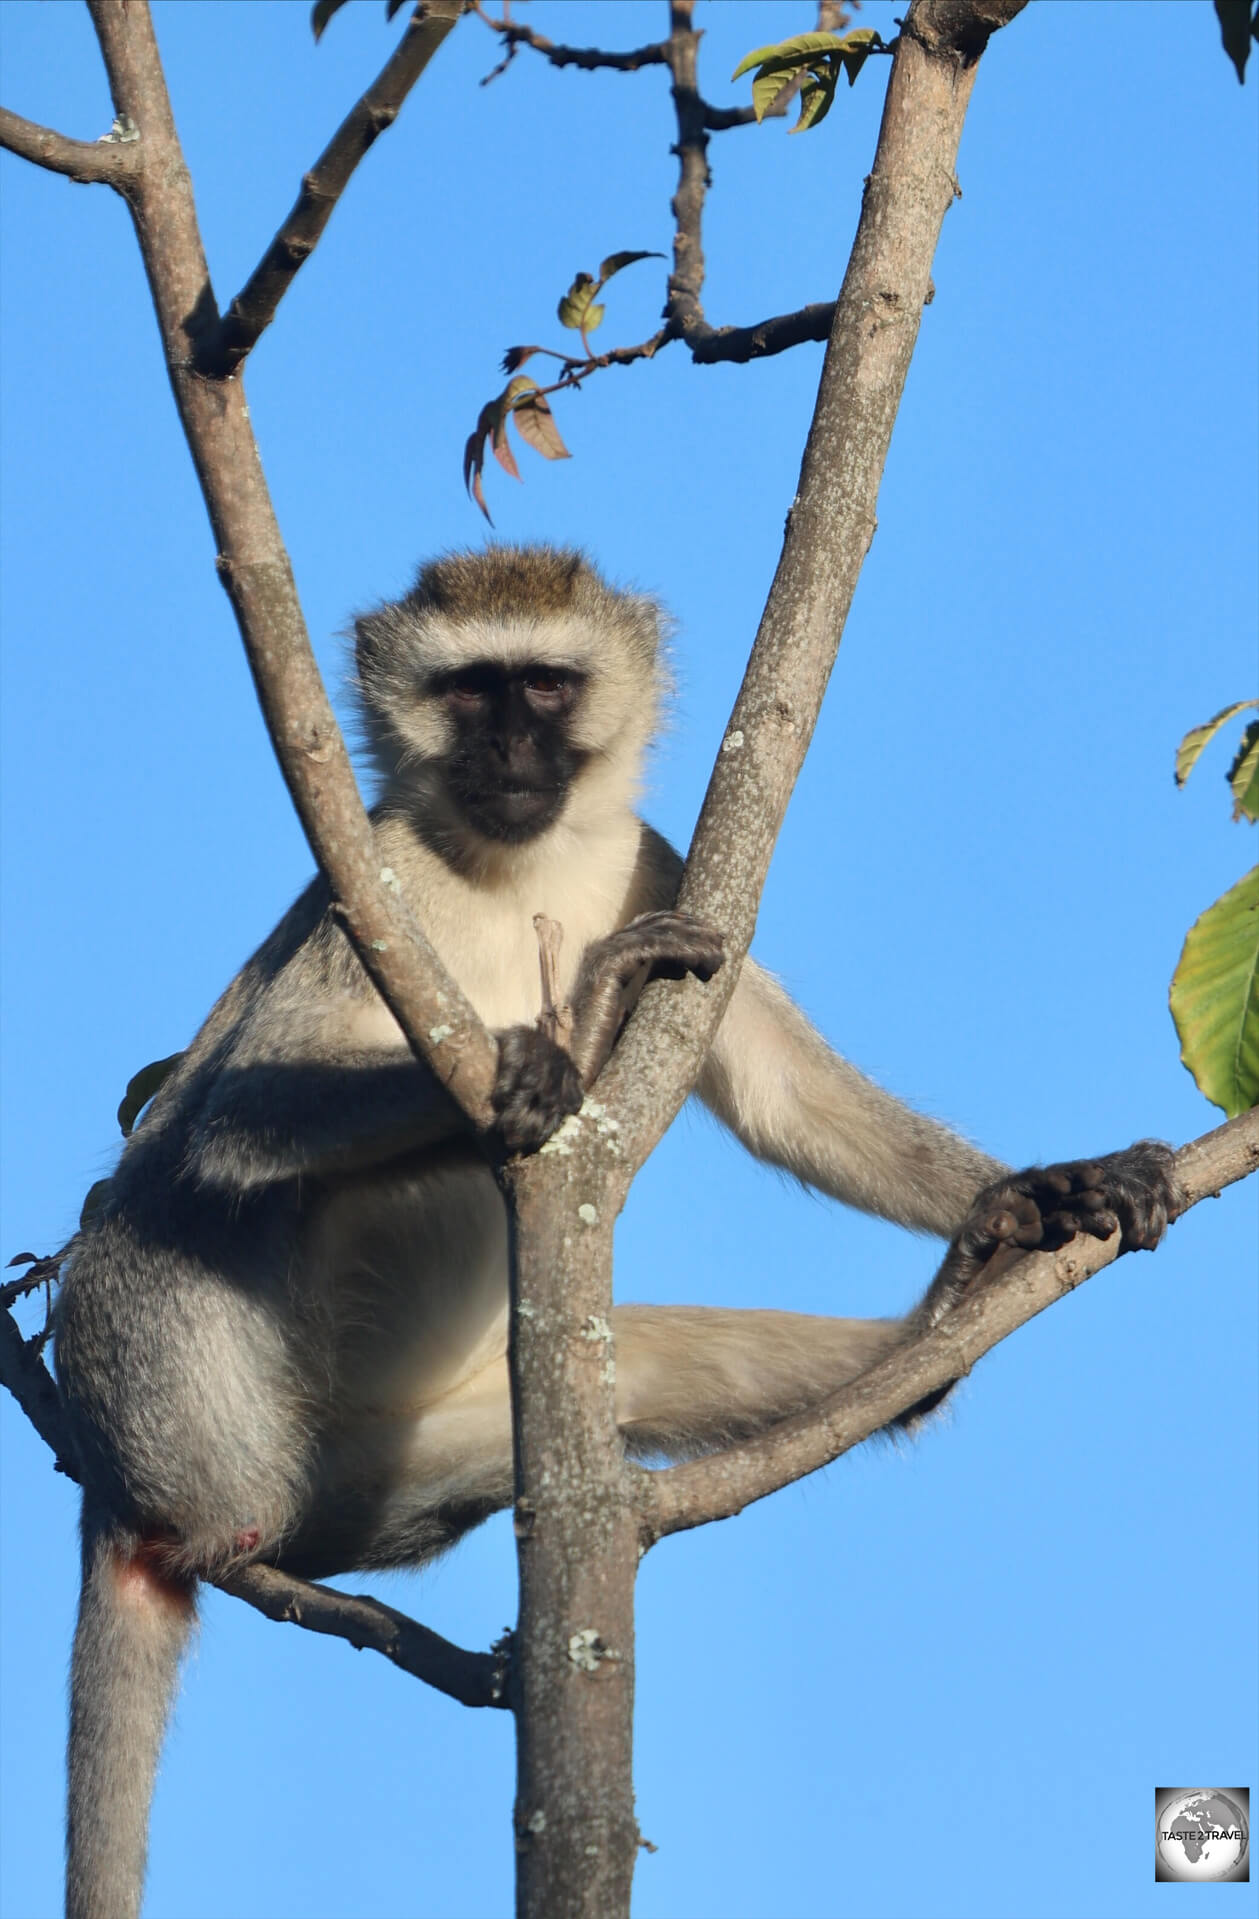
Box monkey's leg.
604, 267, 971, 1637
611, 1304, 903, 1459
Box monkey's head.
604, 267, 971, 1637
353, 546, 666, 852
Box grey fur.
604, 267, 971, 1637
56, 545, 1019, 1917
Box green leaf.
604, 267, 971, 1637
1174, 699, 1259, 785
791, 73, 838, 133
752, 61, 807, 122
311, 0, 350, 41
1213, 0, 1254, 82
80, 1178, 114, 1231
1228, 718, 1259, 822
839, 28, 881, 85
732, 32, 847, 80
557, 271, 600, 331
1171, 864, 1259, 1117
385, 0, 409, 17
597, 249, 663, 285
117, 1052, 184, 1137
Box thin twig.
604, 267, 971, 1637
213, 1, 464, 374
599, 0, 1031, 1165
0, 1306, 79, 1478
0, 105, 136, 186
476, 11, 668, 81
218, 1564, 509, 1709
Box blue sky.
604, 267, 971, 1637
1, 4, 1255, 1917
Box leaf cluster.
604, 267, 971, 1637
1170, 702, 1259, 1119
464, 250, 660, 519
731, 28, 885, 133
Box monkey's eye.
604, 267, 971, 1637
444, 668, 495, 706
522, 668, 575, 712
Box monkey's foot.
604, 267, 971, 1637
934, 1139, 1180, 1313
492, 1025, 584, 1154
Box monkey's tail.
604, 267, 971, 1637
66, 1508, 196, 1919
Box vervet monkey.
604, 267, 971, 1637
54, 545, 1176, 1919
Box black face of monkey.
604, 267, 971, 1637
438, 661, 588, 841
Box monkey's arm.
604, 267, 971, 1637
698, 961, 1006, 1236
185, 1008, 468, 1192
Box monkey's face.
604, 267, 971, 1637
438, 661, 589, 842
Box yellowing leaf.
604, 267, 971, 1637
1171, 864, 1259, 1116
1174, 699, 1259, 785
557, 272, 600, 331
1228, 718, 1259, 822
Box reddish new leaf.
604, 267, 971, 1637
502, 345, 545, 374
507, 378, 571, 462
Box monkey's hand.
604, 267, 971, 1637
923, 1139, 1180, 1326
569, 910, 725, 1086
892, 1140, 1178, 1428
492, 1025, 585, 1155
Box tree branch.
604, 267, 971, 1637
0, 1302, 78, 1479
217, 1564, 509, 1709
0, 1300, 508, 1709
688, 301, 837, 363
640, 1112, 1259, 1543
475, 10, 668, 81
82, 0, 497, 1128
600, 0, 1030, 1169
212, 1, 464, 374
0, 105, 136, 186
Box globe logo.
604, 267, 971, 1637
1156, 1789, 1249, 1882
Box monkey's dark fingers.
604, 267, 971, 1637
610, 911, 725, 985
492, 1025, 583, 1154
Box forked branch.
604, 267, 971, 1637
63, 0, 498, 1126
601, 0, 1030, 1163
0, 106, 137, 186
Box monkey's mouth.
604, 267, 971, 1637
463, 783, 566, 842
